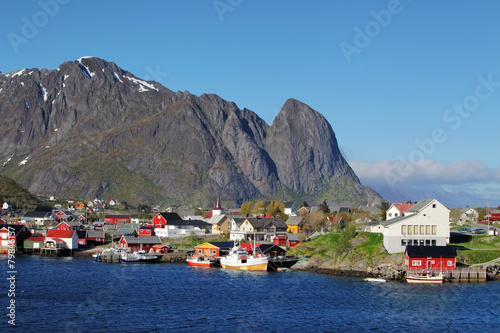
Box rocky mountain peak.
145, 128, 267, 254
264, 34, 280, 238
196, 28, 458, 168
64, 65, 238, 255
0, 58, 381, 206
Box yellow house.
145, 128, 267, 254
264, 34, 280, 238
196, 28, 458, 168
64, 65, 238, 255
210, 215, 232, 234
286, 216, 308, 233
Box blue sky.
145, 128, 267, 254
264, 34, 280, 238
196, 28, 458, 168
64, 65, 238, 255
1, 0, 499, 202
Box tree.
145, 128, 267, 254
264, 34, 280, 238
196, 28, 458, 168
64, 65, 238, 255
305, 210, 328, 231
318, 200, 330, 214
266, 201, 284, 217
377, 201, 390, 221
253, 201, 266, 216
239, 201, 254, 215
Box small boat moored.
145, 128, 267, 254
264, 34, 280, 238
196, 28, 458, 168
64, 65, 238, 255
406, 271, 443, 284
220, 243, 268, 271
186, 255, 216, 267
364, 277, 386, 283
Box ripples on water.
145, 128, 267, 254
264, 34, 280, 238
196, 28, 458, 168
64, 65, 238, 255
1, 256, 499, 332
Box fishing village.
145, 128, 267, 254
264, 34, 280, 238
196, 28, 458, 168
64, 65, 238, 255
1, 196, 500, 283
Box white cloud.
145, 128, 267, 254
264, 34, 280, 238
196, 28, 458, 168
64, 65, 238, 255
349, 158, 500, 186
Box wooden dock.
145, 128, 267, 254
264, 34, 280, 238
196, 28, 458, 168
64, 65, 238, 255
445, 268, 487, 282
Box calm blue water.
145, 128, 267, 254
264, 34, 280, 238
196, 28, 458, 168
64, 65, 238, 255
1, 256, 499, 333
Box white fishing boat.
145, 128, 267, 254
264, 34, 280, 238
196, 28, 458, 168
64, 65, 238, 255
406, 271, 443, 284
121, 250, 159, 263
220, 242, 268, 271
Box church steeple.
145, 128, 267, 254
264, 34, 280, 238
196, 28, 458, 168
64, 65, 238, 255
212, 195, 224, 217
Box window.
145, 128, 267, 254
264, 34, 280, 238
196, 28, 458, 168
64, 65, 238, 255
431, 240, 436, 246
447, 260, 453, 266
389, 213, 392, 217
419, 239, 424, 246
425, 239, 431, 246
212, 250, 217, 255
414, 239, 419, 246
401, 225, 406, 235
432, 204, 437, 208
407, 239, 412, 246
426, 225, 430, 235
412, 260, 422, 266
432, 225, 437, 235
414, 225, 419, 235
408, 226, 412, 235
420, 225, 425, 235
395, 213, 398, 217
401, 239, 407, 246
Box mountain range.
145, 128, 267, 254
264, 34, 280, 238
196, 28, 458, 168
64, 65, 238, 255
0, 57, 382, 207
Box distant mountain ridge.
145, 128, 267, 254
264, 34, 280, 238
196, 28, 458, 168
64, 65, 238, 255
0, 57, 382, 206
370, 183, 494, 208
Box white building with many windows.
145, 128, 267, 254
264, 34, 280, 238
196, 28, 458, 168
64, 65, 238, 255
381, 199, 450, 254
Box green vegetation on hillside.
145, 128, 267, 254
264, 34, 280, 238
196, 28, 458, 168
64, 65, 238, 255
289, 227, 385, 261
0, 174, 46, 211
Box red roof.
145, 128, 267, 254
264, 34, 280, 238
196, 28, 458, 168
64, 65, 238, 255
393, 203, 415, 212
46, 229, 76, 238
329, 216, 343, 224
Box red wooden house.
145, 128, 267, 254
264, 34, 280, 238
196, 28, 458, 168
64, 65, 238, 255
119, 235, 161, 252
286, 233, 300, 247
405, 245, 457, 273
147, 212, 183, 228
487, 207, 500, 223
87, 230, 106, 244
138, 226, 155, 236
56, 221, 82, 230
104, 214, 132, 225
152, 244, 170, 254
273, 235, 287, 246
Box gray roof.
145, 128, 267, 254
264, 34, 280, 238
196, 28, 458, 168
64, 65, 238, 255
380, 214, 418, 227
408, 199, 434, 212
87, 230, 105, 238
283, 201, 295, 209
22, 211, 52, 218
168, 219, 210, 227
122, 235, 161, 245
286, 216, 304, 226
287, 233, 299, 241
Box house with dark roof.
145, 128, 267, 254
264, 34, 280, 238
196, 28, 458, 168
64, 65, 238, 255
119, 235, 162, 252
148, 212, 183, 228
229, 217, 288, 241
405, 245, 457, 273
105, 214, 132, 225
381, 199, 450, 254
194, 241, 235, 257
21, 211, 53, 225
86, 230, 106, 244
0, 224, 32, 252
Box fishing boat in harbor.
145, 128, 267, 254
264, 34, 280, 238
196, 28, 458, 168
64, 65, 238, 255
186, 255, 216, 267
406, 271, 443, 284
121, 250, 159, 263
364, 277, 387, 283
220, 243, 268, 271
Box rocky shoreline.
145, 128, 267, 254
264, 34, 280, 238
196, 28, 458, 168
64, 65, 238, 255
292, 257, 500, 281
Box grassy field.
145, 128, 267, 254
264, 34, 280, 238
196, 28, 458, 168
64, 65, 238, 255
289, 231, 385, 259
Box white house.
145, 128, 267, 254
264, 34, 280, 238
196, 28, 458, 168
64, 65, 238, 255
386, 202, 416, 220
459, 208, 478, 225
283, 202, 297, 216
45, 229, 79, 250
154, 219, 210, 238
381, 199, 450, 254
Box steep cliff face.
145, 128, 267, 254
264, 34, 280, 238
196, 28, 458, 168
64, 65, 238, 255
0, 57, 381, 206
